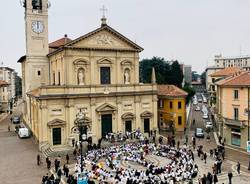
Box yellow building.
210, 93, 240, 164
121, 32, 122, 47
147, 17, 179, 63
157, 85, 187, 132
216, 71, 250, 150
17, 0, 158, 153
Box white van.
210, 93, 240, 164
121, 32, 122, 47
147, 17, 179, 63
18, 128, 30, 138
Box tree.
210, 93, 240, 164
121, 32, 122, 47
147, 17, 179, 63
139, 57, 183, 87
169, 61, 183, 88
200, 71, 206, 85
182, 85, 195, 104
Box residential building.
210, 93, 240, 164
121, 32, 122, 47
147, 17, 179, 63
157, 85, 187, 132
205, 66, 224, 93
216, 71, 250, 150
208, 67, 241, 106
18, 0, 158, 153
0, 80, 9, 112
183, 65, 192, 85
0, 67, 17, 111
214, 54, 250, 69
206, 54, 250, 93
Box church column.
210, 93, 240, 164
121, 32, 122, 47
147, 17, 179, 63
40, 100, 48, 144
64, 99, 72, 145
89, 51, 96, 85
135, 96, 141, 130
117, 97, 122, 132
116, 52, 121, 84
134, 53, 140, 83
152, 94, 158, 133
90, 98, 97, 143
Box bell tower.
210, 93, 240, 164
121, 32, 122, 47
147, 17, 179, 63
22, 0, 50, 91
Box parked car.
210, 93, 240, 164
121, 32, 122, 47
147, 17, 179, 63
12, 116, 20, 124
193, 100, 198, 105
205, 121, 213, 129
18, 127, 30, 138
195, 128, 205, 138
203, 98, 207, 103
195, 106, 201, 111
198, 98, 202, 103
203, 114, 209, 119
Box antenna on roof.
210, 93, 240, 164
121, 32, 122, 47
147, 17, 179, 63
239, 45, 242, 56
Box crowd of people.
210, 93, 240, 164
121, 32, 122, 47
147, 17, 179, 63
71, 136, 198, 184
39, 129, 243, 184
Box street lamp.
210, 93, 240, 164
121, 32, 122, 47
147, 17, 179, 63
71, 109, 90, 173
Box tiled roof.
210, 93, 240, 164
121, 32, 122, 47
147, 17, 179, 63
158, 85, 188, 97
28, 88, 40, 97
49, 35, 72, 48
217, 71, 250, 86
0, 80, 9, 86
209, 67, 241, 77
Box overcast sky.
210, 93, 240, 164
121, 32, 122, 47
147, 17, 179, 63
1, 0, 250, 75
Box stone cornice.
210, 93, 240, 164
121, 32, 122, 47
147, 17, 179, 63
30, 90, 158, 100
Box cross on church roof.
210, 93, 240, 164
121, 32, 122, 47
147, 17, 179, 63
100, 5, 108, 18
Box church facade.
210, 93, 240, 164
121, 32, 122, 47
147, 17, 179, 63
18, 0, 158, 151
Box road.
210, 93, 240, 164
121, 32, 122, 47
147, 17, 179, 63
187, 93, 250, 183
0, 103, 47, 184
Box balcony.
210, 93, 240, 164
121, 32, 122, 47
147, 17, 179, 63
224, 118, 247, 128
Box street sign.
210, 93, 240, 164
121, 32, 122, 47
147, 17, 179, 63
247, 141, 250, 153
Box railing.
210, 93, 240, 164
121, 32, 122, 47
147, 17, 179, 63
224, 118, 247, 128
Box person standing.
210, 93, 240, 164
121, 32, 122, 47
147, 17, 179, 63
228, 171, 233, 184
236, 162, 240, 175
37, 154, 41, 165
66, 154, 69, 164
204, 152, 207, 164
213, 174, 218, 184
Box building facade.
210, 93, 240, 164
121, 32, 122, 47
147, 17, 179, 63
183, 65, 192, 85
216, 71, 250, 150
18, 0, 158, 152
0, 67, 17, 111
0, 80, 9, 112
157, 85, 187, 132
214, 54, 250, 69
208, 67, 241, 106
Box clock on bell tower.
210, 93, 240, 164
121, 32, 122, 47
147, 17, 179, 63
21, 0, 50, 91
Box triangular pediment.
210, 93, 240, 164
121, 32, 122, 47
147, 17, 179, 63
96, 103, 117, 112
140, 111, 153, 118
47, 119, 66, 127
65, 25, 143, 52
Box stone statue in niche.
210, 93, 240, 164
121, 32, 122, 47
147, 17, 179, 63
78, 68, 85, 85
124, 69, 130, 84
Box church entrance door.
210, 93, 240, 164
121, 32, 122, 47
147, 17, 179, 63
125, 120, 132, 132
52, 127, 61, 145
144, 118, 150, 133
101, 114, 112, 137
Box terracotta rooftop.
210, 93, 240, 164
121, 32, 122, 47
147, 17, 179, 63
49, 35, 72, 48
28, 88, 40, 97
0, 80, 9, 87
209, 67, 241, 77
158, 85, 188, 97
217, 71, 250, 86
